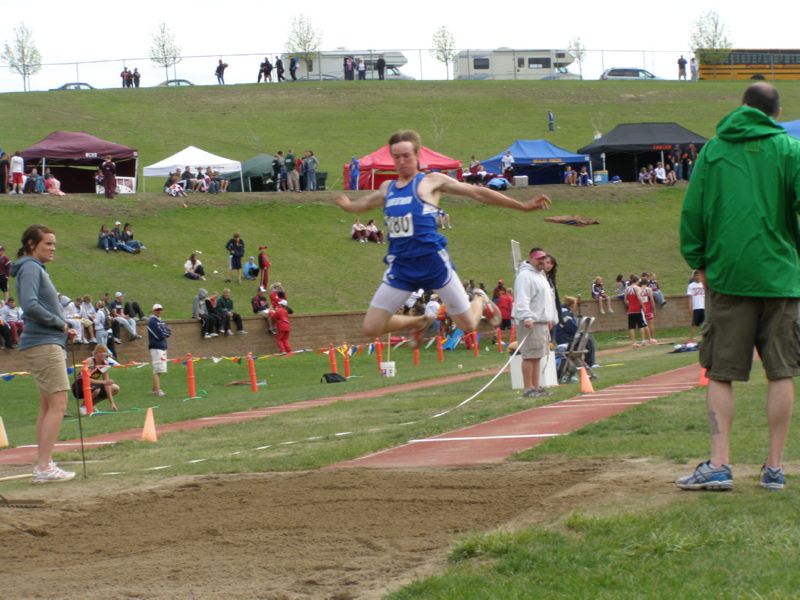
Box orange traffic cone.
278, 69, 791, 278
0, 416, 9, 449
579, 367, 594, 393
699, 368, 709, 386
141, 407, 158, 443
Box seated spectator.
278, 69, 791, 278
94, 169, 105, 191
44, 169, 66, 196
191, 288, 217, 339
204, 166, 220, 193
120, 223, 145, 252
23, 168, 45, 194
243, 256, 259, 280
0, 309, 14, 349
97, 224, 114, 252
184, 253, 206, 280
577, 166, 593, 187
351, 217, 367, 242
591, 276, 614, 314
216, 170, 229, 192
487, 177, 510, 191
0, 297, 23, 347
643, 271, 667, 307
205, 291, 225, 335
72, 344, 120, 413
251, 286, 271, 331
436, 209, 452, 230
664, 162, 677, 185
555, 296, 597, 367
365, 219, 385, 243
653, 162, 668, 184
123, 296, 145, 321
60, 294, 86, 343
564, 165, 577, 186
164, 173, 187, 197
638, 167, 652, 185
614, 274, 627, 300
108, 291, 141, 342
217, 288, 246, 335
181, 166, 200, 192
73, 297, 96, 343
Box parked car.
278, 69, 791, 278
49, 82, 95, 91
158, 79, 195, 87
600, 68, 661, 81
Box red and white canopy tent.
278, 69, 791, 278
344, 145, 462, 190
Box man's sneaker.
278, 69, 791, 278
760, 465, 785, 491
153, 389, 166, 397
226, 330, 234, 336
32, 462, 76, 484
474, 289, 502, 327
238, 330, 248, 335
675, 460, 733, 491
204, 333, 213, 339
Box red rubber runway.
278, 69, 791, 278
333, 364, 702, 469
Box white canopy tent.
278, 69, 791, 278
142, 145, 243, 192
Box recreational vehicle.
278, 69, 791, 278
454, 48, 578, 80
282, 50, 413, 80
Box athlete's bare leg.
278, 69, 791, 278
362, 306, 431, 338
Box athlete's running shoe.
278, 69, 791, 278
675, 460, 732, 491
760, 465, 785, 491
32, 462, 76, 484
474, 289, 502, 327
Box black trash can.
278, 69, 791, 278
316, 172, 328, 191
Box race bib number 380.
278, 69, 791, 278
387, 213, 414, 238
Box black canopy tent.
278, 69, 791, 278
577, 123, 707, 182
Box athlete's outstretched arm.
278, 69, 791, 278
433, 174, 551, 212
335, 187, 386, 213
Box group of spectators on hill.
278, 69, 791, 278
0, 151, 67, 195
164, 166, 230, 197
97, 221, 146, 253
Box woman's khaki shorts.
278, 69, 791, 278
21, 344, 70, 396
700, 290, 800, 381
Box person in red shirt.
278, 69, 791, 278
624, 275, 647, 347
258, 245, 271, 289
496, 287, 514, 330
268, 298, 293, 353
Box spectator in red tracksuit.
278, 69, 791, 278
101, 155, 116, 199
496, 288, 514, 330
269, 299, 293, 353
258, 245, 271, 289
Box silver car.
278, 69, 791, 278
600, 68, 660, 80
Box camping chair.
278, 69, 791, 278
556, 316, 596, 383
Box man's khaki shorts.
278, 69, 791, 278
517, 322, 551, 359
21, 344, 70, 396
150, 349, 168, 374
700, 290, 800, 381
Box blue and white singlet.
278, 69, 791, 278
382, 173, 454, 291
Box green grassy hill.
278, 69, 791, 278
2, 80, 799, 189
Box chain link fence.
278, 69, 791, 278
1, 48, 695, 92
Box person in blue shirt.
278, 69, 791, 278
336, 129, 552, 343
147, 303, 172, 397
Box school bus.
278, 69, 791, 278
698, 49, 800, 81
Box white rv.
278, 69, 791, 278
454, 48, 578, 80
283, 50, 414, 80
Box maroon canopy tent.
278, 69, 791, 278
20, 131, 138, 193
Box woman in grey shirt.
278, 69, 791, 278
11, 224, 77, 483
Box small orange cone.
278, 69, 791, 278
579, 367, 594, 393
0, 416, 9, 449
141, 407, 158, 443
699, 368, 709, 386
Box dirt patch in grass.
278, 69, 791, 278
0, 456, 689, 599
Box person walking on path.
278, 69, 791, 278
677, 82, 800, 492
335, 129, 551, 344
100, 155, 116, 199
10, 224, 77, 483
513, 248, 559, 398
147, 303, 171, 397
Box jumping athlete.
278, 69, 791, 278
335, 129, 552, 342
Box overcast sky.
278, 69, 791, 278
1, 1, 798, 91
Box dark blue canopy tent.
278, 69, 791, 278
481, 140, 590, 185
781, 120, 800, 139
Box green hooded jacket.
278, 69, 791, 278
680, 105, 800, 297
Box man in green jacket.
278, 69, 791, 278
677, 82, 800, 492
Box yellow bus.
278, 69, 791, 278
699, 49, 800, 81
